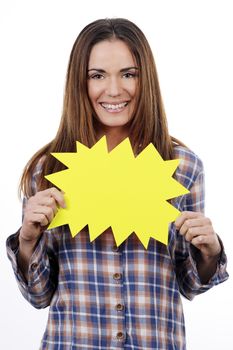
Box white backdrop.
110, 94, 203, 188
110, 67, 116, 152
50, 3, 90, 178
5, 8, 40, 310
0, 1, 232, 349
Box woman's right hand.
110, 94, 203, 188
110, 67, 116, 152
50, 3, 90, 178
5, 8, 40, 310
20, 187, 66, 242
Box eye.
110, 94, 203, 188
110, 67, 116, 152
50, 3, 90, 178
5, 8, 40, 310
122, 72, 138, 79
89, 73, 104, 80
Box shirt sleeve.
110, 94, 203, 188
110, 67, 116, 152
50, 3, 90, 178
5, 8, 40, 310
6, 229, 58, 309
6, 158, 58, 309
171, 147, 229, 301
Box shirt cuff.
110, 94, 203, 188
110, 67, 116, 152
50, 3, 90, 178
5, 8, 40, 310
6, 229, 26, 285
6, 229, 48, 289
189, 235, 228, 286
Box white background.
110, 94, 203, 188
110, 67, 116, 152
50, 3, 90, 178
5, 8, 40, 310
0, 0, 232, 349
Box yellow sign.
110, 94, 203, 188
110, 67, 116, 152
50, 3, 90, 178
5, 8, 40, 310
45, 137, 189, 248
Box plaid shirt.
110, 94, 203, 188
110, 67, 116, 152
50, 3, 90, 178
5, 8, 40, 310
6, 146, 228, 350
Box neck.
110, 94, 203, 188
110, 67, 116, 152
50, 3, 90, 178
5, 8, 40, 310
96, 126, 129, 152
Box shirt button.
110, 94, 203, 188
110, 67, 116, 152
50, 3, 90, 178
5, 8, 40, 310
115, 303, 124, 311
116, 331, 125, 340
112, 245, 119, 252
113, 273, 122, 280
30, 263, 38, 271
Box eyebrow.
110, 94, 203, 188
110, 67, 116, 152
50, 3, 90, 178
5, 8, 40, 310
87, 66, 139, 73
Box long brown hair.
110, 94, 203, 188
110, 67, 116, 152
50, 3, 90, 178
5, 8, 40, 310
20, 18, 185, 197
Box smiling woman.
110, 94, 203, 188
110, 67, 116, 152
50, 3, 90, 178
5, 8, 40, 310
18, 18, 175, 196
6, 18, 228, 350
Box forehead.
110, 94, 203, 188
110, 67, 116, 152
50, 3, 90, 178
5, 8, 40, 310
88, 39, 136, 68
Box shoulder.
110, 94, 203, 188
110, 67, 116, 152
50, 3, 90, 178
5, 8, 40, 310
173, 146, 204, 189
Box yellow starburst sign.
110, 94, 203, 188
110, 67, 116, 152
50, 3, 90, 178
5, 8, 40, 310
45, 137, 189, 248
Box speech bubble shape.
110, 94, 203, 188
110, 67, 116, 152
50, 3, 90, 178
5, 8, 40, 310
45, 137, 189, 248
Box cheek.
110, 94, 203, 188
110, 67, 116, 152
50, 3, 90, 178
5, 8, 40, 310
127, 81, 138, 98
87, 83, 102, 104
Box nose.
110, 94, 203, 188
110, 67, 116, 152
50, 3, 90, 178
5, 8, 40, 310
105, 77, 122, 97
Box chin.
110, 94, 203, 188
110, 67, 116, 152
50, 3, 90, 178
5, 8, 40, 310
97, 115, 131, 128
101, 121, 130, 129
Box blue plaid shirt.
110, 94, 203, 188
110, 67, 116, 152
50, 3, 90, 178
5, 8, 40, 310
6, 146, 228, 349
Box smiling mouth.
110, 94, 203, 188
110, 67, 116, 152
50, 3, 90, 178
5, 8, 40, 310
100, 102, 128, 112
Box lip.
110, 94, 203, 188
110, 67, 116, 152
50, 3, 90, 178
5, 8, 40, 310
99, 100, 130, 105
99, 101, 129, 113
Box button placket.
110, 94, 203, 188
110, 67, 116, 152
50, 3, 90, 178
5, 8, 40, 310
111, 247, 125, 345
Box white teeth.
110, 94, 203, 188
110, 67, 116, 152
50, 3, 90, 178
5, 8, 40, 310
101, 102, 128, 110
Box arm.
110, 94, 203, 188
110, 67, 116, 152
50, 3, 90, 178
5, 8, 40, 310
175, 211, 222, 284
171, 148, 228, 299
7, 229, 58, 309
17, 187, 65, 281
6, 187, 65, 308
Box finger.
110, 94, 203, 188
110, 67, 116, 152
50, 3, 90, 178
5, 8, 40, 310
179, 217, 212, 236
42, 196, 58, 216
49, 187, 66, 208
185, 217, 211, 228
29, 212, 50, 227
191, 234, 208, 247
183, 226, 213, 242
27, 203, 57, 227
191, 235, 222, 257
34, 188, 66, 209
175, 211, 204, 229
33, 205, 56, 223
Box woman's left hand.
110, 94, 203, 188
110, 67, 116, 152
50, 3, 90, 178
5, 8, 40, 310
175, 211, 222, 259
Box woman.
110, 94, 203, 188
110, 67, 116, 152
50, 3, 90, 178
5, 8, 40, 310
7, 18, 228, 349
